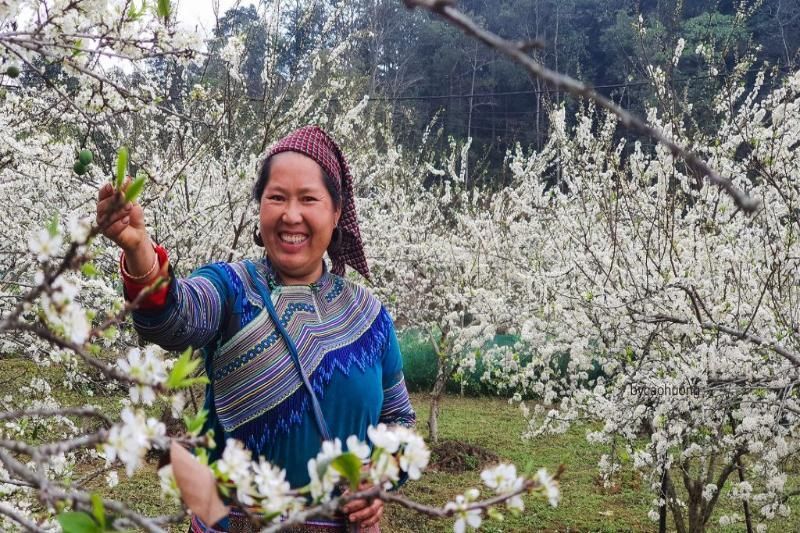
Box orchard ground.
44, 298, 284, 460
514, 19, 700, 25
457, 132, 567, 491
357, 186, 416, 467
3, 358, 799, 532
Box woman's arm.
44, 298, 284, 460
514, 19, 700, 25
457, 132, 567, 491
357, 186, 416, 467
379, 323, 416, 428
128, 262, 231, 353
97, 181, 232, 353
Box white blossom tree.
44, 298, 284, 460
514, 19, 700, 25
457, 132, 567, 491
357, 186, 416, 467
480, 63, 800, 532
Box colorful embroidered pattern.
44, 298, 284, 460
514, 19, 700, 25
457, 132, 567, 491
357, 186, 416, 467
380, 376, 416, 427
132, 274, 224, 352
212, 262, 384, 438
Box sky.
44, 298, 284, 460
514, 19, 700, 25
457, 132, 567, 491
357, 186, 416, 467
175, 0, 258, 38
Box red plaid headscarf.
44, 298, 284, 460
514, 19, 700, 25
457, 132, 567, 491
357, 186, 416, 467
263, 125, 370, 280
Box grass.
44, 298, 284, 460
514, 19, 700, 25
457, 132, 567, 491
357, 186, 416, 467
3, 357, 799, 532
386, 393, 653, 533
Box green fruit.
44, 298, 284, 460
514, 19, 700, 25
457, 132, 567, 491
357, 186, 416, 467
78, 149, 93, 165
6, 66, 19, 78
73, 161, 87, 175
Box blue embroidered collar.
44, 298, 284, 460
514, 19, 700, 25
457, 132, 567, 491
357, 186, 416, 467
259, 257, 332, 292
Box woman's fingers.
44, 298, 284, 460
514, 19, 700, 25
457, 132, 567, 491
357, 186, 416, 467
359, 502, 384, 527
96, 199, 131, 229
97, 182, 114, 202
342, 497, 368, 514
102, 214, 132, 237
347, 498, 384, 525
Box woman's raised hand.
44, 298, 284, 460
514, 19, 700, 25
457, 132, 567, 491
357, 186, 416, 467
96, 181, 147, 252
96, 181, 157, 281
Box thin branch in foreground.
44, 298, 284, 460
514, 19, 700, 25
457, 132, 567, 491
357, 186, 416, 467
261, 464, 564, 532
0, 502, 47, 533
403, 0, 760, 214
0, 407, 112, 426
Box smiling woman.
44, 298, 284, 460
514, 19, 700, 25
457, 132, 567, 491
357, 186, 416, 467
255, 151, 341, 285
96, 126, 416, 533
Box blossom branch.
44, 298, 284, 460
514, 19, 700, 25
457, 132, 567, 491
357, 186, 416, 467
0, 446, 177, 533
260, 465, 562, 533
637, 313, 800, 368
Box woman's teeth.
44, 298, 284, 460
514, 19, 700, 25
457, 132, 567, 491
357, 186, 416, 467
280, 233, 308, 244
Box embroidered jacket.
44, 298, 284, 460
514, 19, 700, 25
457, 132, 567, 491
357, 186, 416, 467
130, 258, 416, 489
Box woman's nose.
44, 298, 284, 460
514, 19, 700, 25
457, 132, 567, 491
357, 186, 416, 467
281, 200, 303, 224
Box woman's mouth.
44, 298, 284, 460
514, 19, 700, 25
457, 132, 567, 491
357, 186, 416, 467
279, 232, 309, 245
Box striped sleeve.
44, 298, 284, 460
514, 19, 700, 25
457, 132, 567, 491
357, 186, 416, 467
130, 264, 232, 353
379, 321, 416, 428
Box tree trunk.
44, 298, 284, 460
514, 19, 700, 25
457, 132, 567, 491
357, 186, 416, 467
736, 455, 754, 533
427, 359, 449, 444
658, 465, 668, 533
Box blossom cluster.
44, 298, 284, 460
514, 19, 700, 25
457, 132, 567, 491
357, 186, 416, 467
157, 423, 556, 532
102, 407, 166, 477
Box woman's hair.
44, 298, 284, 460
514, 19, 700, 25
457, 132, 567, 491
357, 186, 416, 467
252, 156, 342, 210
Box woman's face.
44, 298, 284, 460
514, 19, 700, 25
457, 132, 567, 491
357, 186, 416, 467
258, 151, 340, 285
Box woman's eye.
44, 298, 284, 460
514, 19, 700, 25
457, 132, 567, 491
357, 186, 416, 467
267, 195, 284, 201
303, 196, 318, 202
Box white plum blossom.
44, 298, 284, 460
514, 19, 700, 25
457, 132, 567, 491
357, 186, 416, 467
116, 346, 168, 405
536, 469, 559, 508
481, 463, 525, 511
102, 408, 165, 476
66, 214, 92, 244
346, 435, 371, 461
445, 489, 483, 533
158, 464, 180, 504
28, 228, 63, 262
252, 458, 296, 516
367, 423, 401, 453
306, 438, 344, 502
170, 392, 187, 419
105, 470, 119, 488
367, 448, 400, 490
702, 484, 718, 502
217, 438, 253, 483
397, 430, 430, 481
217, 439, 255, 505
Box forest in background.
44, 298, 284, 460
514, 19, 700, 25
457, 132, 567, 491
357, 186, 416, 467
196, 0, 800, 182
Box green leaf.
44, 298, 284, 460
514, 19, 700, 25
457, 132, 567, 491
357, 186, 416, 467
167, 347, 208, 389
56, 511, 100, 533
330, 452, 362, 491
71, 39, 84, 57
81, 262, 98, 278
115, 146, 128, 190
157, 0, 171, 20
183, 408, 208, 437
487, 507, 504, 521
47, 213, 60, 237
124, 175, 147, 202
262, 511, 282, 522
195, 445, 210, 465
90, 493, 106, 530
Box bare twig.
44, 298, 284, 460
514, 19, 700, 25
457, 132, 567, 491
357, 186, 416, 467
403, 0, 760, 213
